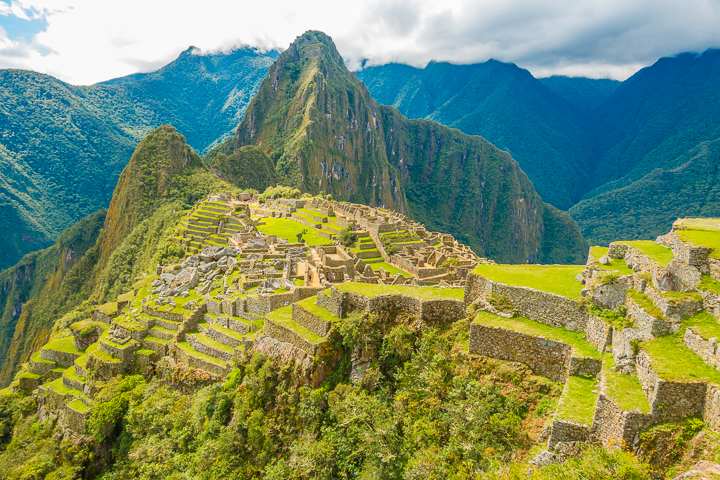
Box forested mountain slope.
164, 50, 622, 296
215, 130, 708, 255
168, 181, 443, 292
0, 48, 275, 270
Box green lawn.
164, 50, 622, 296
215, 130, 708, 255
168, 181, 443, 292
471, 264, 585, 299
642, 329, 720, 384
677, 228, 720, 259
589, 246, 634, 275
335, 282, 465, 301
684, 312, 720, 340
626, 290, 664, 319
43, 337, 84, 355
68, 399, 90, 413
556, 375, 599, 425
256, 217, 328, 246
176, 341, 226, 366
617, 240, 674, 266
472, 311, 601, 358
266, 306, 325, 344
604, 357, 651, 413
699, 274, 720, 295
295, 296, 340, 324
96, 302, 118, 316
370, 262, 413, 278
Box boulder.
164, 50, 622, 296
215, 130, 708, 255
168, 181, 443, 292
529, 450, 562, 466
599, 255, 610, 265
575, 273, 585, 282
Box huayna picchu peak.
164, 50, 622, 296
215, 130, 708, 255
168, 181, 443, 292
209, 31, 588, 265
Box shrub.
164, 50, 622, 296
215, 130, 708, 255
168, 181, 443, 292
600, 271, 621, 284
337, 227, 357, 246
258, 185, 301, 203
381, 235, 399, 256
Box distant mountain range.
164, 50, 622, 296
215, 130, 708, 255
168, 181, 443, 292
1, 36, 719, 270
0, 47, 276, 270
358, 49, 720, 244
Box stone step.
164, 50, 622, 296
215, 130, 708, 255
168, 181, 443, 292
173, 341, 228, 377
149, 325, 176, 340
206, 323, 244, 349
264, 307, 327, 356
141, 336, 169, 355
29, 351, 56, 375
187, 333, 234, 362
62, 368, 86, 392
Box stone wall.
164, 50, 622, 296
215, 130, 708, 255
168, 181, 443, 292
548, 419, 591, 450
39, 348, 82, 368
317, 291, 340, 316
569, 357, 602, 377
702, 291, 720, 318
142, 305, 186, 323
593, 393, 652, 449
645, 287, 702, 322
63, 404, 88, 433
608, 243, 629, 259
684, 327, 720, 371
626, 297, 675, 336
188, 335, 233, 361
468, 323, 572, 382
264, 316, 319, 356
206, 325, 243, 348
170, 343, 227, 377
586, 315, 612, 353
705, 384, 720, 431
463, 273, 493, 305
635, 350, 707, 421
92, 310, 115, 324
492, 283, 589, 332
293, 304, 332, 337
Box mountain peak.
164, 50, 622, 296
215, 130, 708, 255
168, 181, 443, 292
287, 30, 344, 67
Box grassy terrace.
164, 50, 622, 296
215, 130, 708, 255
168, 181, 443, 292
556, 375, 599, 425
96, 302, 118, 316
642, 327, 720, 384
589, 246, 634, 275
685, 312, 720, 341
604, 357, 651, 413
43, 337, 84, 355
266, 306, 325, 344
93, 348, 121, 363
176, 341, 226, 366
370, 262, 413, 278
626, 289, 664, 319
31, 351, 54, 364
617, 240, 674, 266
471, 264, 585, 299
678, 228, 720, 259
193, 333, 234, 354
334, 282, 465, 301
295, 296, 340, 324
68, 399, 90, 413
256, 217, 328, 246
113, 315, 146, 332
472, 311, 601, 359
699, 274, 720, 295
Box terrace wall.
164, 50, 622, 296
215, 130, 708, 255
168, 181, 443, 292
468, 323, 572, 382
684, 327, 720, 371
586, 315, 612, 353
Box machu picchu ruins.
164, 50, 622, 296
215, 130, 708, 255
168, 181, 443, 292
6, 191, 720, 466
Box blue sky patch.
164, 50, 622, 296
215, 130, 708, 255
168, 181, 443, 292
0, 1, 48, 43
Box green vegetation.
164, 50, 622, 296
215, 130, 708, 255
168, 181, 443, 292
471, 264, 585, 299
626, 290, 665, 319
604, 357, 651, 413
589, 305, 632, 330
677, 228, 720, 259
472, 312, 601, 358
335, 282, 465, 300
370, 261, 413, 278
556, 375, 599, 425
618, 241, 674, 266
295, 297, 340, 324
589, 246, 634, 275
256, 217, 327, 246
642, 329, 720, 383
337, 226, 358, 246
257, 185, 301, 203
684, 312, 720, 340
42, 337, 84, 356
699, 274, 720, 294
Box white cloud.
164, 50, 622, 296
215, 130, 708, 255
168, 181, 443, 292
2, 0, 720, 84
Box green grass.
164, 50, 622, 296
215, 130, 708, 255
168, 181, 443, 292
642, 329, 720, 384
626, 290, 664, 319
68, 399, 91, 413
47, 377, 71, 395
176, 341, 226, 367
335, 282, 465, 301
556, 375, 599, 425
117, 290, 134, 303
660, 290, 703, 304
295, 296, 340, 324
617, 240, 674, 266
134, 348, 156, 356
684, 312, 720, 340
42, 337, 84, 355
370, 262, 413, 278
699, 274, 720, 295
17, 371, 41, 379
208, 323, 245, 341
193, 334, 234, 354
31, 351, 54, 364
604, 357, 651, 413
471, 264, 585, 299
112, 315, 146, 332
589, 246, 634, 275
93, 349, 121, 363
677, 228, 720, 259
256, 217, 328, 246
96, 302, 118, 316
267, 306, 326, 344
472, 311, 601, 359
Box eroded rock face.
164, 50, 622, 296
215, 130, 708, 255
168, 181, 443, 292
350, 347, 373, 384
672, 461, 720, 479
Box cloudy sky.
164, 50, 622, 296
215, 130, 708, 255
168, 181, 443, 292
1, 0, 719, 85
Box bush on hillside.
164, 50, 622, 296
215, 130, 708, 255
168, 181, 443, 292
258, 185, 302, 203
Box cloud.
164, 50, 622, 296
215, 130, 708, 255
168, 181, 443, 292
1, 0, 720, 84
